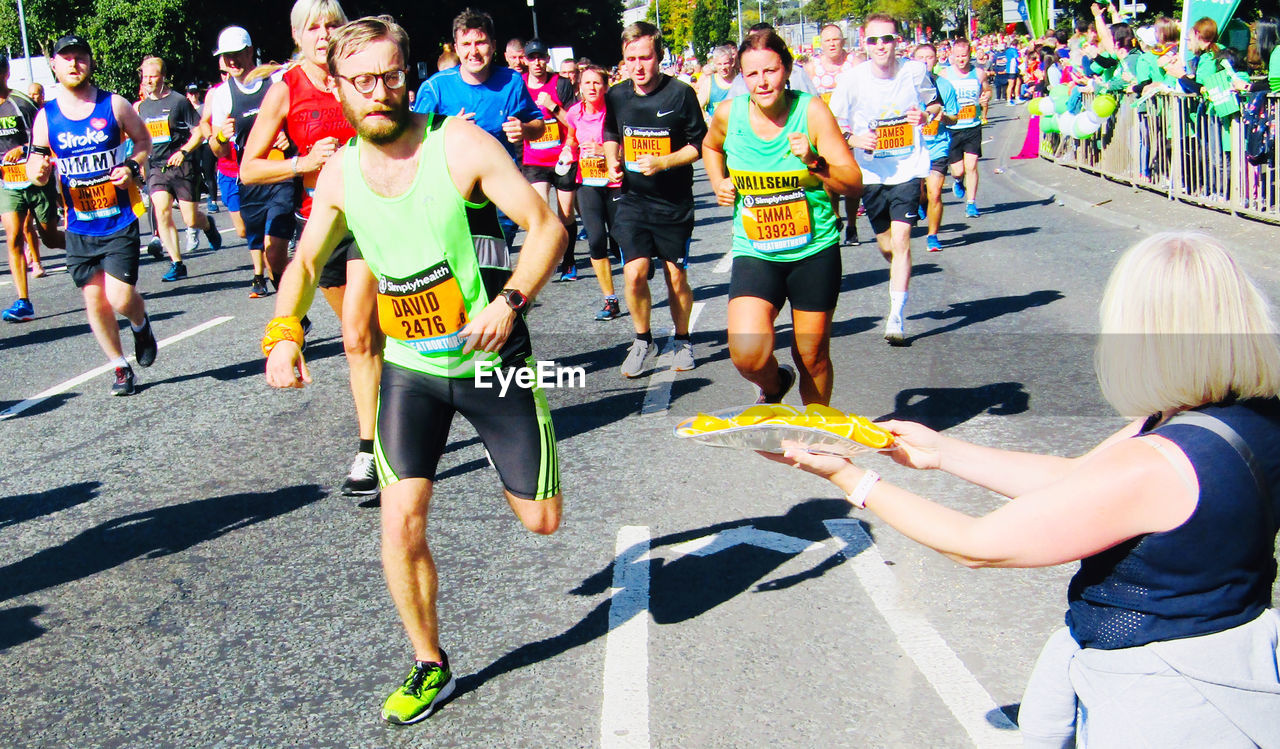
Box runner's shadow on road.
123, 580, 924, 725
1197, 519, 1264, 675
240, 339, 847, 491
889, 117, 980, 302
0, 392, 77, 419
446, 498, 859, 705
906, 289, 1063, 343
0, 480, 102, 531
980, 197, 1055, 214
0, 310, 181, 352
841, 263, 942, 295
879, 382, 1029, 432
0, 605, 45, 651
0, 484, 325, 606
143, 278, 263, 301
955, 226, 1040, 245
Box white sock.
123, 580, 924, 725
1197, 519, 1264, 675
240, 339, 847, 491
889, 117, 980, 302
130, 316, 148, 333
890, 291, 908, 321
113, 356, 129, 368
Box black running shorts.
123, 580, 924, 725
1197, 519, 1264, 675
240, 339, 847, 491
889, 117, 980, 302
729, 243, 841, 312
612, 197, 693, 265
862, 180, 922, 236
146, 159, 199, 202
948, 126, 983, 162
375, 361, 561, 501
66, 222, 141, 288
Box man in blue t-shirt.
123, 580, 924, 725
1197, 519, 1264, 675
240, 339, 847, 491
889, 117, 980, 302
412, 8, 542, 245
412, 8, 542, 162
1004, 43, 1022, 103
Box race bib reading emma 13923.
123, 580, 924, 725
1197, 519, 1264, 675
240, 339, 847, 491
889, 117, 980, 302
376, 262, 470, 355
732, 169, 812, 253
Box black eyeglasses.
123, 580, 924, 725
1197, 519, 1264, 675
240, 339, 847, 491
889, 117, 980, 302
865, 35, 897, 46
337, 69, 407, 94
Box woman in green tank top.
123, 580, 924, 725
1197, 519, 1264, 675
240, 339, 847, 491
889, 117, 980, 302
702, 30, 861, 407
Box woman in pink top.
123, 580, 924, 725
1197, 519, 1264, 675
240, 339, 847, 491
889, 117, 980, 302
562, 65, 624, 321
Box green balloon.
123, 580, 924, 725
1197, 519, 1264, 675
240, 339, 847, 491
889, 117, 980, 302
1092, 94, 1118, 119
1073, 120, 1096, 139
1028, 98, 1042, 116
1040, 114, 1060, 134
1049, 85, 1070, 105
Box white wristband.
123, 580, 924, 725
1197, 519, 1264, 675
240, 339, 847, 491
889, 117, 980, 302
845, 470, 880, 509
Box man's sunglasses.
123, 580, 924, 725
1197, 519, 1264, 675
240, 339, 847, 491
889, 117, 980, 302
865, 35, 898, 46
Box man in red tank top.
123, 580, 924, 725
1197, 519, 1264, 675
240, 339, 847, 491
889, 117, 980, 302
241, 0, 382, 499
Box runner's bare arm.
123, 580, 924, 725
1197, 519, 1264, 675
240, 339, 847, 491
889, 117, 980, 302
446, 118, 566, 354
239, 81, 304, 184
170, 113, 207, 167
202, 89, 232, 160
25, 110, 52, 186
113, 95, 152, 185
802, 95, 862, 198
700, 103, 735, 207
265, 150, 350, 388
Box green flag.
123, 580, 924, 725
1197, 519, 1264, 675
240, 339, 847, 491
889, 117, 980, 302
1024, 0, 1049, 39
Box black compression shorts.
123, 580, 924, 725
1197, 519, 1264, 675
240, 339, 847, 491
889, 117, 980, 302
729, 243, 841, 312
862, 181, 922, 236
375, 361, 561, 500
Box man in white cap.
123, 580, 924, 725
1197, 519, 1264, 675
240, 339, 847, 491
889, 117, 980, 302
203, 26, 294, 298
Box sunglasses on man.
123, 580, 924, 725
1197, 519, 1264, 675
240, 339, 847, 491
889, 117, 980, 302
865, 34, 897, 46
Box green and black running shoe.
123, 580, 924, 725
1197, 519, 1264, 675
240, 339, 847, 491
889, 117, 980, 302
381, 653, 456, 725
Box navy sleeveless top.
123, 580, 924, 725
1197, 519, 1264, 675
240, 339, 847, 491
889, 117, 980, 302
46, 89, 139, 237
1066, 398, 1280, 649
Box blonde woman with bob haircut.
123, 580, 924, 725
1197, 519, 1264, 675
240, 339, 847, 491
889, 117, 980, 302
762, 231, 1280, 747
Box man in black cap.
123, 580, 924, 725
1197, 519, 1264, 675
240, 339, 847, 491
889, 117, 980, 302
26, 35, 159, 396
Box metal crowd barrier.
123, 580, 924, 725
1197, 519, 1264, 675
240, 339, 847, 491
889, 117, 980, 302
1039, 90, 1280, 224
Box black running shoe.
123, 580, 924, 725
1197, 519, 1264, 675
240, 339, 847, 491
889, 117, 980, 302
204, 215, 223, 250
111, 366, 136, 396
133, 318, 157, 368
756, 364, 796, 404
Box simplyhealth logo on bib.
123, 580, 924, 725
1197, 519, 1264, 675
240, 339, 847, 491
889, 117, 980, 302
56, 126, 110, 151
376, 261, 470, 356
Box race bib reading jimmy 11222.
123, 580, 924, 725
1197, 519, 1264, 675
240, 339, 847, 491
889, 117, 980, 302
377, 262, 470, 355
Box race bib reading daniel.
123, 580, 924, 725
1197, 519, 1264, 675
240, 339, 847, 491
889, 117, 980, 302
623, 126, 671, 172
732, 169, 813, 253
872, 115, 914, 159
377, 261, 470, 355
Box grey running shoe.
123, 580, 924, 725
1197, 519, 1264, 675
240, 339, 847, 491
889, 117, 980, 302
669, 339, 696, 372
620, 339, 655, 378
111, 366, 136, 396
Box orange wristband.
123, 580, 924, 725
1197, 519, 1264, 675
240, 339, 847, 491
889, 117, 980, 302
262, 316, 304, 357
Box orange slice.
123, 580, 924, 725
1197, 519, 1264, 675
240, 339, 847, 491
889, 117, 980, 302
852, 418, 894, 448
689, 413, 734, 433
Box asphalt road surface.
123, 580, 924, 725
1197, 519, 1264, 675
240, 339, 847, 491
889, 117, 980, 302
2, 108, 1278, 748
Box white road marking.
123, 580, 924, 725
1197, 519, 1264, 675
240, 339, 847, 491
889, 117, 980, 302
600, 526, 652, 749
640, 302, 704, 416
667, 525, 827, 557
824, 520, 1020, 747
0, 316, 233, 419
713, 251, 733, 274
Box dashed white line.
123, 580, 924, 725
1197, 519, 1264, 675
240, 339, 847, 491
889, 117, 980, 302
600, 526, 652, 749
824, 519, 1021, 748
0, 315, 234, 419
640, 302, 705, 416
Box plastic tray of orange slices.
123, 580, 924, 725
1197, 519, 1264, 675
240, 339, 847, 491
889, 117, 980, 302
673, 403, 897, 458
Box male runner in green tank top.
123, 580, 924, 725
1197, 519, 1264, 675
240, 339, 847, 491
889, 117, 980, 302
263, 16, 568, 725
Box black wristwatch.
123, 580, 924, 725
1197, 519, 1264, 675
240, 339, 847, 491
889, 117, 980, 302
499, 288, 529, 314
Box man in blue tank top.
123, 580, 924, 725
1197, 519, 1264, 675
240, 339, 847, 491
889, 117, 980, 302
26, 35, 159, 396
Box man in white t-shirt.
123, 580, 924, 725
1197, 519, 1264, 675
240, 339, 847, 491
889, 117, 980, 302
829, 13, 939, 345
